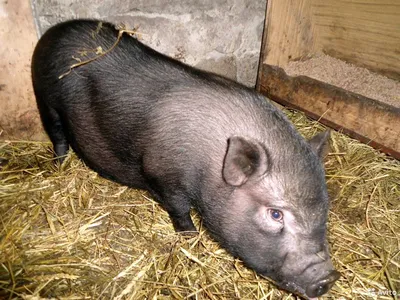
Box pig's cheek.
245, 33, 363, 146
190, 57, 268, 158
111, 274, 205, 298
255, 206, 284, 234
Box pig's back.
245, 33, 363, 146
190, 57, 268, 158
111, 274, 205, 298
32, 19, 306, 189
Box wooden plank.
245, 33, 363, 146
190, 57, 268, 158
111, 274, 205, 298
258, 63, 400, 159
312, 0, 400, 80
259, 0, 400, 80
0, 0, 44, 140
260, 0, 315, 67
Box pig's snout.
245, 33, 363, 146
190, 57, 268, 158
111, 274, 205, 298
279, 247, 340, 298
306, 270, 341, 298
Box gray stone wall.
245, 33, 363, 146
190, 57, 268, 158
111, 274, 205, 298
31, 0, 266, 87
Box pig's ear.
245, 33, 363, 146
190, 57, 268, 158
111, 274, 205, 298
223, 137, 269, 187
308, 130, 330, 159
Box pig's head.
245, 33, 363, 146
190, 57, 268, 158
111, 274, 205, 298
218, 130, 340, 299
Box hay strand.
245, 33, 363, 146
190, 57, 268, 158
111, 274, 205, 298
1, 109, 399, 299
58, 22, 140, 79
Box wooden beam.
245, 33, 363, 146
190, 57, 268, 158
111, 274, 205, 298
258, 64, 400, 159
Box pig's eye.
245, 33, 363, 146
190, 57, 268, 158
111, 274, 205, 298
270, 209, 283, 222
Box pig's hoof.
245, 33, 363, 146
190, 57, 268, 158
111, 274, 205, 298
178, 230, 198, 237
171, 215, 197, 233
0, 157, 9, 167
54, 143, 69, 163
174, 223, 198, 234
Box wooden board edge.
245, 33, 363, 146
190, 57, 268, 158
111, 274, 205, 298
257, 63, 400, 160
255, 0, 270, 90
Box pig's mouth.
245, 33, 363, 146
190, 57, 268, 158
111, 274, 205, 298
278, 270, 341, 299
279, 281, 309, 299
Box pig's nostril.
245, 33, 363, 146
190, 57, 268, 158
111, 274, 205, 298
306, 270, 341, 298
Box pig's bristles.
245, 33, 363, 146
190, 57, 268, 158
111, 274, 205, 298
58, 29, 139, 79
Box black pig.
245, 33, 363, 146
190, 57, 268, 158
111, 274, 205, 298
31, 19, 340, 298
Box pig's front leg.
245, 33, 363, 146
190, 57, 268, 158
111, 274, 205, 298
149, 187, 197, 233
168, 207, 197, 233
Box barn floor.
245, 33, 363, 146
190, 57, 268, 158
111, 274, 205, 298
285, 54, 400, 108
0, 110, 399, 299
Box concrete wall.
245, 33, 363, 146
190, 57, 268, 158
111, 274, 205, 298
0, 0, 266, 140
33, 0, 266, 86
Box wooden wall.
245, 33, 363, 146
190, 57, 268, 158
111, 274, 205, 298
312, 0, 400, 80
261, 0, 400, 80
0, 0, 44, 140
258, 0, 400, 159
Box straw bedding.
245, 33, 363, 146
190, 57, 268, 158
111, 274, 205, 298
0, 109, 399, 299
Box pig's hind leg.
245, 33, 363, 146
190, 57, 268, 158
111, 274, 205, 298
37, 101, 69, 163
